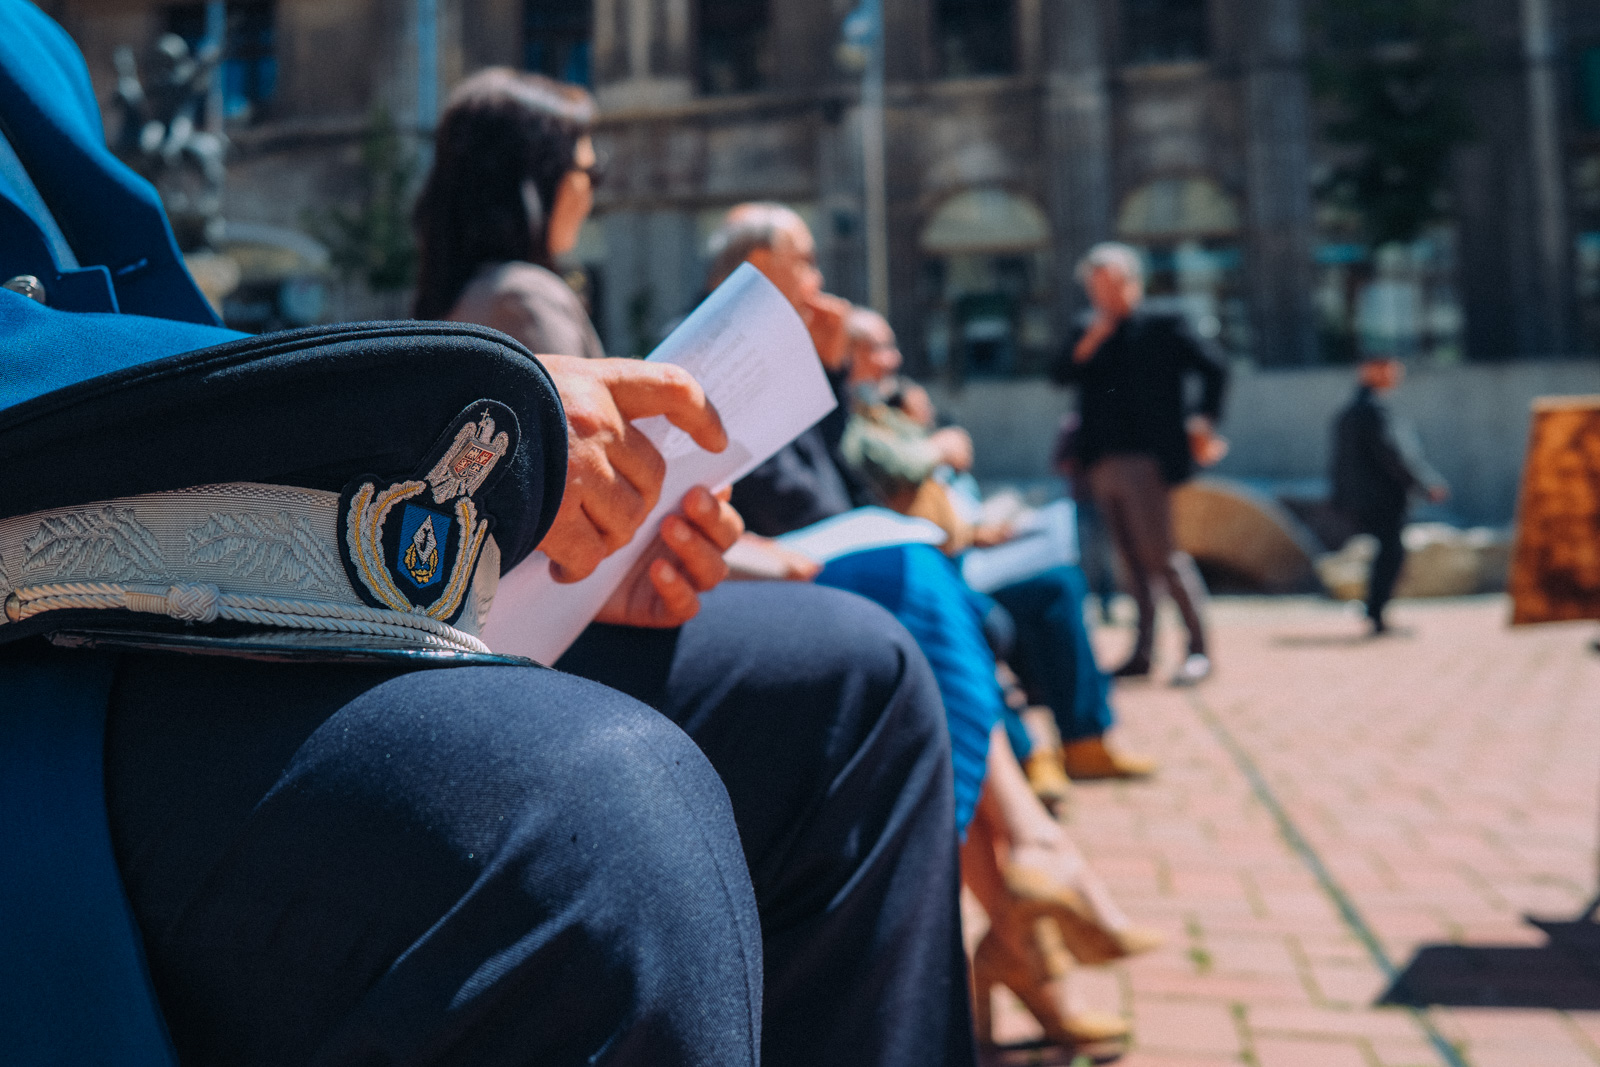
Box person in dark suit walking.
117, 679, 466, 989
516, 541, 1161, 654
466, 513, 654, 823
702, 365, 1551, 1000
1050, 243, 1229, 686
1330, 356, 1450, 635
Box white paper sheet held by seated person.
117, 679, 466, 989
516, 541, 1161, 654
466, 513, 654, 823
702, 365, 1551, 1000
776, 507, 946, 563
481, 263, 837, 664
960, 499, 1079, 594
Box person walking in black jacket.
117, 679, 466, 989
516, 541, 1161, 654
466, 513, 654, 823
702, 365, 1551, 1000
1051, 243, 1229, 686
1331, 356, 1449, 634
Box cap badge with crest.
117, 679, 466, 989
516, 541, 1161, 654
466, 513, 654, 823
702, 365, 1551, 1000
340, 401, 518, 626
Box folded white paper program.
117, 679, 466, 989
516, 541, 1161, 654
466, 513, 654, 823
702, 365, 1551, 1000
776, 507, 946, 563
481, 263, 837, 664
959, 499, 1079, 594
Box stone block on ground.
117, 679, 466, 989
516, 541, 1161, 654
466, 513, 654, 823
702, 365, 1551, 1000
1314, 524, 1512, 601
1171, 477, 1322, 593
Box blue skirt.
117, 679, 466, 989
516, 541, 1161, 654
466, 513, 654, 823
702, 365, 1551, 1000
818, 544, 1006, 834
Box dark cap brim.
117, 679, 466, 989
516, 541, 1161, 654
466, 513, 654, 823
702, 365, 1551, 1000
0, 320, 567, 572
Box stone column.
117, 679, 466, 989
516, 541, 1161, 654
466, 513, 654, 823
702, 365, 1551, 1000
1240, 0, 1317, 365
1520, 0, 1572, 354
818, 107, 868, 306
1040, 0, 1115, 333
592, 0, 692, 109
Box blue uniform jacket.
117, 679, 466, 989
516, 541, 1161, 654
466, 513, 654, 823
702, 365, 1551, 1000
0, 3, 241, 1063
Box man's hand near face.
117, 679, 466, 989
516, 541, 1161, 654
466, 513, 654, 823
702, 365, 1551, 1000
801, 292, 852, 371
928, 426, 974, 472
537, 354, 728, 582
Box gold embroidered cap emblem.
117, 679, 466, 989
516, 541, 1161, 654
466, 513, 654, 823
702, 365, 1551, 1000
338, 401, 519, 624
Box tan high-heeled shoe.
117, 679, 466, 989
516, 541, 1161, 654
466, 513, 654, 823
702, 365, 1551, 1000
1022, 747, 1073, 815
1003, 863, 1164, 965
971, 923, 1130, 1052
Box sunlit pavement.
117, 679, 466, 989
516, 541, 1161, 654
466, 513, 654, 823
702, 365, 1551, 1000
977, 595, 1600, 1067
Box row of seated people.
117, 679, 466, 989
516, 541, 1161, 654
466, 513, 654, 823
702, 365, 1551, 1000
0, 19, 1164, 1061
2, 30, 965, 1067
425, 70, 1165, 1057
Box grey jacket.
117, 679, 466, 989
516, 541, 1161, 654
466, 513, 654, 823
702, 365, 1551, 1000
447, 261, 605, 361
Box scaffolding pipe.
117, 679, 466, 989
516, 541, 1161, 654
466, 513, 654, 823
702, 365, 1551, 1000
860, 0, 889, 316
1521, 0, 1570, 353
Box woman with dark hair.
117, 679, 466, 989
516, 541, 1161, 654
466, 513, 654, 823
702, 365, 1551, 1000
414, 68, 603, 358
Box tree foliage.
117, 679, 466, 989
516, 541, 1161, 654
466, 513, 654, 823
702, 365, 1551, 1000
1309, 0, 1479, 246
305, 108, 418, 292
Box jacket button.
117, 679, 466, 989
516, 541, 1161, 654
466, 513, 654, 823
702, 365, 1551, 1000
2, 274, 46, 304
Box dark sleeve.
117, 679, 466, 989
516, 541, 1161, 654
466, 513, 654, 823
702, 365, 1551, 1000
729, 434, 854, 537
1048, 327, 1088, 386
1381, 411, 1445, 492
1354, 404, 1419, 492
815, 366, 852, 453
1173, 321, 1228, 422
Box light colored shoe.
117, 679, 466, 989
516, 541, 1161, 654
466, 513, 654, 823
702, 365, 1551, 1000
1060, 736, 1156, 780
971, 927, 1131, 1054
1170, 652, 1212, 687
1023, 748, 1073, 815
1003, 863, 1165, 965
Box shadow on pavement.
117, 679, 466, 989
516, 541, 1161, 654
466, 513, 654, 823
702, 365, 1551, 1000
1380, 917, 1600, 1010
978, 1043, 1118, 1066
1270, 633, 1379, 648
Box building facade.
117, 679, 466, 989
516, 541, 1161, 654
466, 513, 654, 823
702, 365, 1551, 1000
42, 0, 1600, 371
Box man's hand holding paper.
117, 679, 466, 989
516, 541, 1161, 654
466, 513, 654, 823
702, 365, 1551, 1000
595, 485, 743, 627
538, 355, 728, 582
484, 264, 837, 663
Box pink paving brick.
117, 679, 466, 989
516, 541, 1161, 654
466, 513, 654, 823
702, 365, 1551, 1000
1462, 1042, 1600, 1067
1251, 1036, 1373, 1067
1131, 1000, 1242, 1055
1116, 1053, 1241, 1067
1431, 1007, 1590, 1047
1567, 1011, 1600, 1047
1304, 960, 1388, 1007
1128, 966, 1312, 1004
1247, 1003, 1421, 1041
1201, 935, 1304, 977
1368, 1035, 1450, 1067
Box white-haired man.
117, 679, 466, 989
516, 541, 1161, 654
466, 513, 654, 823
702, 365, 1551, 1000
1050, 242, 1229, 687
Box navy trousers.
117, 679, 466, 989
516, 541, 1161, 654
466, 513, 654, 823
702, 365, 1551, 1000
106, 582, 975, 1067
1360, 511, 1407, 625
990, 565, 1115, 744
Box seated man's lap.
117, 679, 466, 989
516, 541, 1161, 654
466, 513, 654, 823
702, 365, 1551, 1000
106, 655, 760, 1067
558, 581, 948, 886
557, 582, 973, 1067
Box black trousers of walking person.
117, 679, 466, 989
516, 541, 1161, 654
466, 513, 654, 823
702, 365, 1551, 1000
106, 582, 975, 1067
1360, 511, 1407, 629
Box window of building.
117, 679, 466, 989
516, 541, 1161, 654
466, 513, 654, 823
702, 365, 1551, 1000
524, 0, 592, 86
1581, 47, 1600, 130
1122, 0, 1209, 66
920, 189, 1052, 379
1310, 231, 1464, 364
935, 0, 1016, 78
697, 0, 771, 95
168, 1, 276, 122
1116, 178, 1248, 356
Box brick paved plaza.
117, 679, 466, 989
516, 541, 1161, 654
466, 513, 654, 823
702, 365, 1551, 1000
977, 595, 1600, 1067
